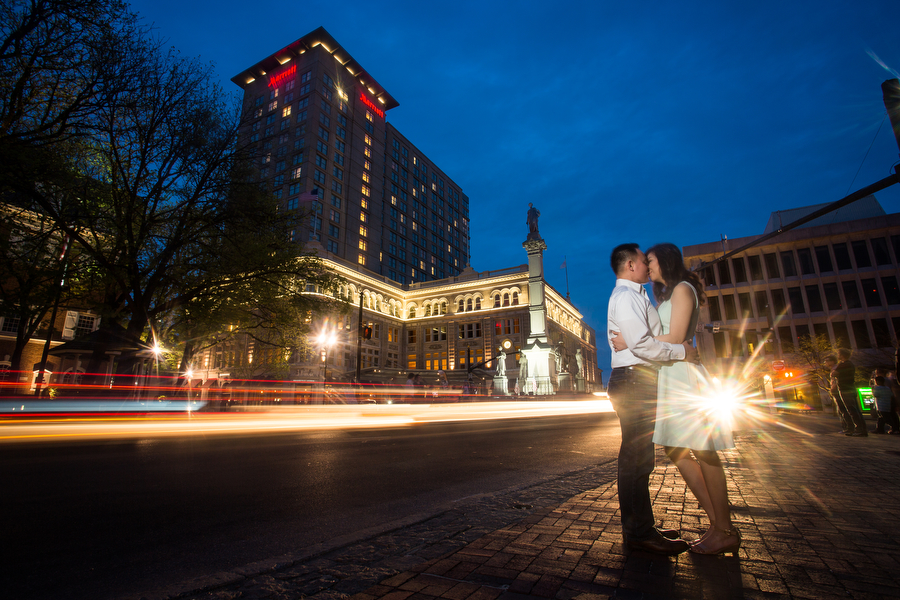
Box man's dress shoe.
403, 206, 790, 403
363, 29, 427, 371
626, 532, 690, 555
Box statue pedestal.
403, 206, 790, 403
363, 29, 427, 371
557, 372, 572, 393
575, 374, 585, 393
522, 340, 555, 395
492, 376, 509, 396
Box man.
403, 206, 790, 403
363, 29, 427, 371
835, 348, 867, 437
823, 355, 850, 433
606, 243, 696, 555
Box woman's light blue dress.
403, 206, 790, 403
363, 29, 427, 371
653, 282, 734, 451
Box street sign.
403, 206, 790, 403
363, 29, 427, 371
772, 360, 785, 371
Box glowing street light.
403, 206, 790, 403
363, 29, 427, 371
316, 329, 337, 387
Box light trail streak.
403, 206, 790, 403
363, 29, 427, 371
0, 400, 615, 443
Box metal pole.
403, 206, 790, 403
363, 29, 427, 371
355, 291, 363, 384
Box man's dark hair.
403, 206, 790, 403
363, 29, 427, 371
610, 243, 640, 275
824, 354, 837, 364
838, 348, 852, 360
875, 376, 886, 386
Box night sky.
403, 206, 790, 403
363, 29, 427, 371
128, 0, 900, 374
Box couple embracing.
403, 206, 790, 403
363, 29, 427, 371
606, 243, 738, 556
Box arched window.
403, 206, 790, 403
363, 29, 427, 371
441, 301, 447, 315
494, 294, 501, 308
512, 291, 519, 306
458, 299, 465, 312
475, 298, 481, 310
425, 304, 432, 317
503, 293, 509, 306
466, 298, 473, 311
408, 306, 416, 319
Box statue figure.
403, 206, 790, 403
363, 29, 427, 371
553, 344, 564, 373
496, 350, 507, 376
575, 348, 584, 377
526, 203, 540, 236
518, 352, 528, 379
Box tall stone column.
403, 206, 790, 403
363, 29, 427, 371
521, 229, 555, 395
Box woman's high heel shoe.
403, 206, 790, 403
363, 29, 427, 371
689, 526, 741, 555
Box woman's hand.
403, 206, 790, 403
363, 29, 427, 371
610, 330, 628, 352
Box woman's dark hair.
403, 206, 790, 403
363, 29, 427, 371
646, 243, 706, 306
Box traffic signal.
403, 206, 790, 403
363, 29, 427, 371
362, 326, 372, 340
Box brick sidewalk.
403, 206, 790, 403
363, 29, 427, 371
351, 415, 900, 600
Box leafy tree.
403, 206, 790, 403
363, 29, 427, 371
795, 333, 836, 399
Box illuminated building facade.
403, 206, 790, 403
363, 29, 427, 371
684, 195, 900, 372
193, 252, 599, 393
231, 27, 469, 284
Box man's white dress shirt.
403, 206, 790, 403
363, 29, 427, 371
607, 279, 685, 368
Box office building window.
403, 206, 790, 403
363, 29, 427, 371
872, 318, 892, 348
872, 237, 891, 265
778, 326, 794, 353
326, 240, 338, 253
748, 255, 763, 281
822, 282, 842, 311
717, 261, 731, 285
797, 248, 815, 275
832, 242, 852, 270
852, 320, 871, 349
739, 292, 753, 318
805, 285, 823, 313
883, 276, 900, 305
722, 295, 737, 320
814, 246, 833, 273
851, 240, 871, 268
781, 251, 797, 277
712, 332, 727, 358
732, 258, 747, 283
832, 321, 850, 347
707, 296, 721, 322
788, 287, 805, 314
842, 281, 862, 309
764, 253, 780, 279
771, 289, 786, 315
754, 290, 769, 320
861, 278, 881, 307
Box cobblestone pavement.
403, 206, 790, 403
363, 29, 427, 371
136, 412, 900, 600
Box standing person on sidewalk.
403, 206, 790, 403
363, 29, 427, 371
824, 355, 851, 433
611, 243, 740, 555
872, 376, 900, 434
606, 243, 694, 555
835, 348, 867, 437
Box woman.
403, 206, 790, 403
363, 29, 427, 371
612, 243, 739, 555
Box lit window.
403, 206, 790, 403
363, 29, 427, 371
360, 211, 367, 223
364, 147, 371, 158
359, 239, 367, 251
364, 134, 372, 146
361, 185, 370, 196
366, 111, 373, 122
291, 167, 301, 179
364, 160, 371, 170
360, 198, 368, 209
359, 226, 367, 237
358, 253, 366, 266
282, 105, 291, 117
362, 172, 370, 183
269, 100, 278, 111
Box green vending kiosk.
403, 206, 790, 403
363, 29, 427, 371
857, 387, 875, 413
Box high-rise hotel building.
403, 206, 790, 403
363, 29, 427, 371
231, 27, 469, 283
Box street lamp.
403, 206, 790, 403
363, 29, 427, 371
316, 329, 337, 388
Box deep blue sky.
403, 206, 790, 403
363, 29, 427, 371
129, 0, 900, 375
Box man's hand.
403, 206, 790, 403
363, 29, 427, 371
682, 342, 699, 364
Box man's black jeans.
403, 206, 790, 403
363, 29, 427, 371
607, 365, 659, 541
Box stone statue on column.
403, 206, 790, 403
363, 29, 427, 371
496, 350, 507, 376
575, 348, 584, 378
526, 203, 541, 240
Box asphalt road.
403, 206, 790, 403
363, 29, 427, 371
1, 412, 621, 600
